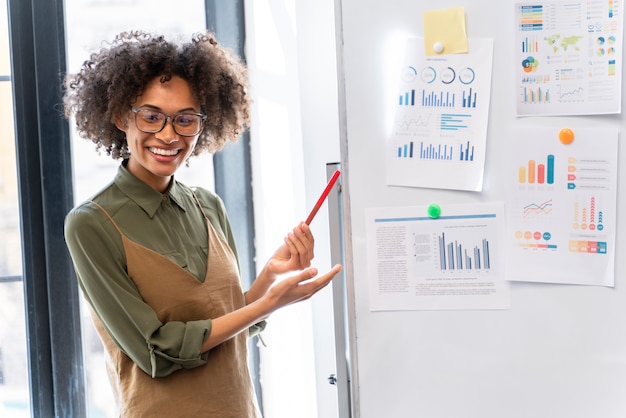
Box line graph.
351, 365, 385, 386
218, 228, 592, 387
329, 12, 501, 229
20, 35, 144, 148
394, 114, 432, 133
523, 199, 553, 220
558, 85, 584, 102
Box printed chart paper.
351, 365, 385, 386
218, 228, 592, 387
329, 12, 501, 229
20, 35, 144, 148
386, 38, 493, 191
515, 1, 623, 116
366, 203, 509, 311
506, 127, 618, 286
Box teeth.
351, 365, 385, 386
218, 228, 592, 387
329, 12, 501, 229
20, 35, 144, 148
149, 147, 178, 156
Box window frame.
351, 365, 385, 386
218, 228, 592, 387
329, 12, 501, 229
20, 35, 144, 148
7, 0, 86, 416
204, 0, 262, 410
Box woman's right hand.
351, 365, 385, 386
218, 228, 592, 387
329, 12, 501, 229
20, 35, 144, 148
201, 264, 342, 352
262, 264, 343, 313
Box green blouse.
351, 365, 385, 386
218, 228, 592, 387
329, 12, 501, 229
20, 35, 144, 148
65, 162, 248, 377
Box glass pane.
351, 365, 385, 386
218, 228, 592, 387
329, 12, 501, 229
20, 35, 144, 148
0, 0, 31, 416
63, 2, 208, 416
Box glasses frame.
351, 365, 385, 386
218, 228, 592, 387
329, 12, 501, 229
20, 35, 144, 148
131, 107, 207, 137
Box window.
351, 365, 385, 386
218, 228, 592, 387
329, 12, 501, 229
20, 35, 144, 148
0, 3, 29, 416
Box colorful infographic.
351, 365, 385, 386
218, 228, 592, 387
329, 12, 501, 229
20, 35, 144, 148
506, 127, 617, 286
387, 38, 494, 191
515, 0, 623, 116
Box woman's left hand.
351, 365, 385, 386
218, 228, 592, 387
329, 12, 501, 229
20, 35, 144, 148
245, 222, 315, 306
265, 222, 315, 276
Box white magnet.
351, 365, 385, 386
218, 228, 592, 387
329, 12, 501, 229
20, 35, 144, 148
433, 41, 444, 54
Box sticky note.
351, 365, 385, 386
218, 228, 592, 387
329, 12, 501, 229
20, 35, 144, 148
423, 7, 468, 56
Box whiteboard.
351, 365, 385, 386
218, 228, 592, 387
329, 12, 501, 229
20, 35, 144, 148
334, 0, 626, 417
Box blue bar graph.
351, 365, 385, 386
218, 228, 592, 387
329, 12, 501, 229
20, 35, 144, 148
399, 89, 416, 106
459, 141, 474, 161
419, 142, 453, 160
462, 88, 477, 108
421, 90, 455, 107
439, 233, 491, 271
396, 141, 453, 160
396, 141, 414, 158
440, 114, 471, 131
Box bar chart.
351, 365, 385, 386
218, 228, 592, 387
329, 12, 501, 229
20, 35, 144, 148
398, 90, 458, 108
422, 90, 456, 107
462, 87, 477, 108
398, 89, 416, 106
518, 154, 555, 184
521, 86, 550, 103
396, 141, 454, 161
573, 196, 604, 231
438, 232, 491, 270
518, 4, 544, 32
440, 114, 471, 131
521, 36, 540, 53
460, 141, 475, 161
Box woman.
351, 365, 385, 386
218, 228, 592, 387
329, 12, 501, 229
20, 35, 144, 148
63, 30, 342, 417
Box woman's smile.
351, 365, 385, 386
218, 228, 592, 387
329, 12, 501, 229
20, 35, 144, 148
149, 146, 180, 157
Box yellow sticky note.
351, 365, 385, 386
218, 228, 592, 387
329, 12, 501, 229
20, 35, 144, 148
423, 7, 468, 56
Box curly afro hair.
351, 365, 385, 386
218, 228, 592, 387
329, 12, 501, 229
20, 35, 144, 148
63, 30, 250, 159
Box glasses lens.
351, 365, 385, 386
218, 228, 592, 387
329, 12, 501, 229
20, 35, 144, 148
135, 109, 165, 133
133, 109, 204, 136
173, 114, 203, 136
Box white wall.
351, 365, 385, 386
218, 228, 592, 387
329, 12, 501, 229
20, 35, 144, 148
243, 1, 341, 417
293, 1, 342, 416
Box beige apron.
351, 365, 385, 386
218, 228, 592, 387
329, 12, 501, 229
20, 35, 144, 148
90, 197, 260, 417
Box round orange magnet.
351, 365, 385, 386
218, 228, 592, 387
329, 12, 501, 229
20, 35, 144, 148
559, 128, 574, 144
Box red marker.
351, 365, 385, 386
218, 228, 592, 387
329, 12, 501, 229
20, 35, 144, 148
305, 169, 341, 225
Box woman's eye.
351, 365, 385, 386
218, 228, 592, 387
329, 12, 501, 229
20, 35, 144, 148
139, 111, 163, 122
176, 115, 194, 125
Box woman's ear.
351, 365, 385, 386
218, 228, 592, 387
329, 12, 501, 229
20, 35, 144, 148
114, 112, 128, 132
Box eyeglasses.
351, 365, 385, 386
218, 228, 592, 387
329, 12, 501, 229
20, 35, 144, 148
131, 108, 207, 137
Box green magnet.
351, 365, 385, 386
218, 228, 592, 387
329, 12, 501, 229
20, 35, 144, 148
427, 203, 441, 219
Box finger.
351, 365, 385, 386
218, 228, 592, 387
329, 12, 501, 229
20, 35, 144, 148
288, 265, 342, 304
292, 223, 315, 264
292, 222, 314, 248
289, 264, 342, 296
298, 222, 315, 245
283, 233, 299, 259
285, 232, 313, 269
